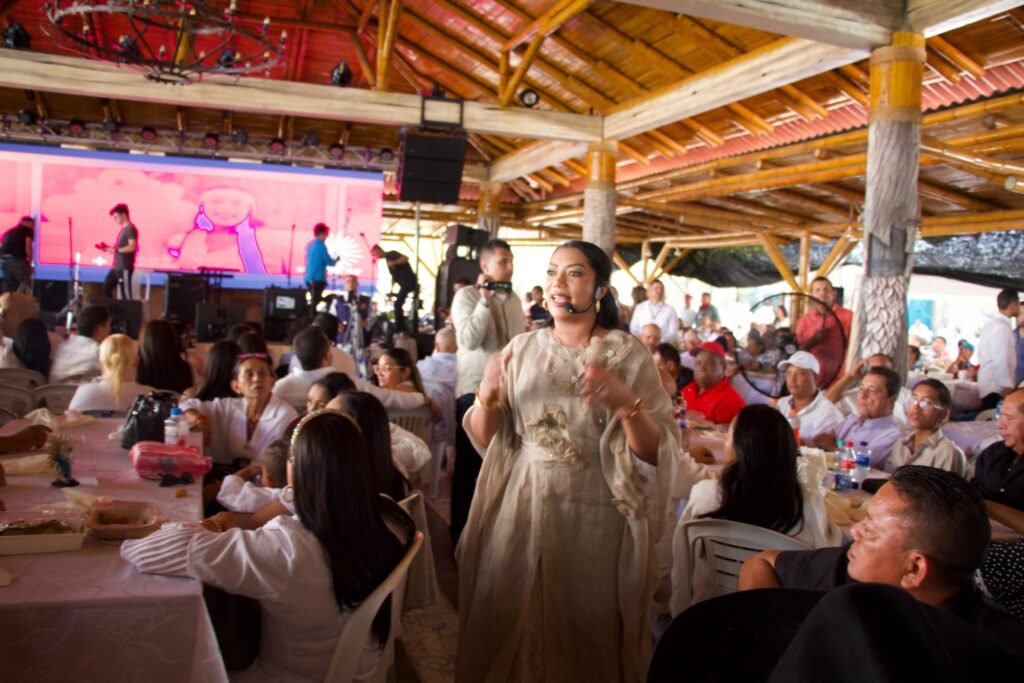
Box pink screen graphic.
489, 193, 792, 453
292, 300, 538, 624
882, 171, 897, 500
0, 147, 383, 278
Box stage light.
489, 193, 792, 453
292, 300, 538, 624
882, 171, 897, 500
203, 132, 220, 149
4, 22, 30, 50
269, 137, 286, 153
231, 127, 249, 145
330, 61, 353, 87
140, 126, 158, 141
16, 108, 36, 125
302, 131, 320, 148
68, 119, 87, 136
378, 147, 395, 162
328, 143, 345, 158
518, 88, 539, 108
101, 117, 120, 133
217, 50, 236, 69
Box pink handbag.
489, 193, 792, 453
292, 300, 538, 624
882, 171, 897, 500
129, 441, 212, 480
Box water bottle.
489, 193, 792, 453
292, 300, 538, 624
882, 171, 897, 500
853, 441, 872, 486
164, 408, 185, 446
840, 439, 857, 479
787, 410, 801, 445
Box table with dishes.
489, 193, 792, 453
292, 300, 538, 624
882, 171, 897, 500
0, 418, 227, 683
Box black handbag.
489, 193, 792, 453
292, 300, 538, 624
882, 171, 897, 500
121, 391, 177, 449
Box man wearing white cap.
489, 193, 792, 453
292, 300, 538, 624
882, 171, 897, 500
775, 351, 844, 444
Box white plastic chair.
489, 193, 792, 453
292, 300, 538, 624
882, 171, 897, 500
33, 384, 78, 416
673, 519, 809, 615
422, 381, 455, 496
975, 408, 998, 421
324, 531, 423, 683
0, 367, 47, 390
396, 491, 439, 611
0, 383, 35, 417
386, 406, 433, 445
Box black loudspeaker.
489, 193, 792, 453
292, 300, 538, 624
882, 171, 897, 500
263, 287, 308, 320
434, 255, 482, 329
99, 299, 144, 338
164, 274, 207, 325
33, 279, 69, 313
397, 133, 467, 204
195, 303, 248, 343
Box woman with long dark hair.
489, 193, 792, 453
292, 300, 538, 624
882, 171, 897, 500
8, 318, 51, 380
136, 319, 194, 394
670, 404, 840, 613
122, 411, 415, 681
193, 339, 241, 402
457, 240, 709, 681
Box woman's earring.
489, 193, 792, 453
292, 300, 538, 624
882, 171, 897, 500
541, 299, 549, 311
595, 299, 602, 314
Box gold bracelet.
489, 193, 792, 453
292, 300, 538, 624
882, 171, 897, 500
201, 518, 224, 533
618, 397, 645, 422
474, 391, 500, 412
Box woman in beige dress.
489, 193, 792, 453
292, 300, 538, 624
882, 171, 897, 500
457, 241, 706, 682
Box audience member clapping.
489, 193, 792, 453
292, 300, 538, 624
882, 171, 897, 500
50, 304, 111, 384
885, 379, 970, 477
137, 319, 195, 394
121, 411, 416, 682
68, 334, 155, 413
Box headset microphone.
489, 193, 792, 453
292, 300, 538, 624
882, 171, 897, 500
565, 286, 603, 314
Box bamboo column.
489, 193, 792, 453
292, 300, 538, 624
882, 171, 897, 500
583, 141, 618, 255
478, 180, 502, 237
853, 31, 925, 380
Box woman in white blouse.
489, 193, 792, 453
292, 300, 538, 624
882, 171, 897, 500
670, 404, 841, 615
68, 334, 155, 413
180, 353, 298, 465
122, 410, 415, 682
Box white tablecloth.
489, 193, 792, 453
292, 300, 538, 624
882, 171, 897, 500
907, 374, 983, 415
0, 419, 227, 683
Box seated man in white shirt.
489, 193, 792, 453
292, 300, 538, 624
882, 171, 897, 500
287, 313, 356, 380
885, 379, 971, 477
417, 327, 458, 392
816, 366, 905, 469
49, 305, 111, 384
775, 351, 843, 445
273, 327, 337, 412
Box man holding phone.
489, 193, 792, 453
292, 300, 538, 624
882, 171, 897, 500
796, 276, 852, 388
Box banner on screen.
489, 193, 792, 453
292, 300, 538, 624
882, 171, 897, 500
0, 144, 384, 289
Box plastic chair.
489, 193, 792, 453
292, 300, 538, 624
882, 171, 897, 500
0, 367, 47, 390
33, 384, 78, 416
673, 519, 810, 614
0, 406, 17, 426
975, 408, 998, 421
396, 491, 439, 610
421, 381, 455, 496
0, 383, 35, 417
386, 406, 433, 445
324, 531, 423, 683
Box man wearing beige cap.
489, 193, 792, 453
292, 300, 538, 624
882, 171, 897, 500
775, 351, 844, 444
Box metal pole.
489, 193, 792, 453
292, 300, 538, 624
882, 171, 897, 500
413, 202, 421, 336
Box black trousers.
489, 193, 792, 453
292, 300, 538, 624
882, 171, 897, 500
102, 268, 133, 299
307, 280, 326, 312
0, 257, 30, 293
393, 282, 417, 335
450, 392, 480, 545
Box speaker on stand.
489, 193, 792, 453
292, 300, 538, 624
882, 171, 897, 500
397, 132, 467, 205
434, 224, 489, 329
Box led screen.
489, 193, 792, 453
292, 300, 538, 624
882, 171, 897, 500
0, 144, 383, 289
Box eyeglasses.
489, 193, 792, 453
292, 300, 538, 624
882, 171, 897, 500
909, 398, 944, 411
159, 472, 195, 487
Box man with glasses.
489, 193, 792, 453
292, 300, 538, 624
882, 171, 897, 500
972, 387, 1024, 511
814, 366, 904, 468
885, 379, 970, 476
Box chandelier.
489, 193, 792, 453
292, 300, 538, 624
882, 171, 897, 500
44, 1, 288, 85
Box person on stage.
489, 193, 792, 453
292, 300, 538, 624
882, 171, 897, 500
0, 216, 35, 293
304, 223, 337, 312
98, 203, 138, 300
456, 240, 706, 682
371, 244, 418, 335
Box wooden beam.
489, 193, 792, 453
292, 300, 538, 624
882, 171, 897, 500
612, 251, 643, 286
653, 249, 691, 280
502, 0, 592, 52
604, 39, 866, 140
928, 36, 985, 79
620, 0, 898, 49
757, 232, 803, 292
357, 0, 377, 33
350, 30, 376, 87
500, 32, 546, 106
798, 230, 812, 291
926, 45, 963, 84
907, 0, 1024, 37
0, 48, 601, 143
375, 0, 404, 91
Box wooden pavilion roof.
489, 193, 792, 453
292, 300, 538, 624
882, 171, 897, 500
0, 0, 1022, 258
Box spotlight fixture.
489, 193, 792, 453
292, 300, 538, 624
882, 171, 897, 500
378, 147, 395, 162
16, 108, 37, 125
68, 119, 87, 136
328, 143, 345, 159
101, 117, 120, 134
330, 61, 353, 87
4, 21, 30, 50
217, 50, 237, 70
140, 126, 158, 141
518, 88, 540, 108
203, 132, 220, 149
269, 137, 286, 154
302, 131, 320, 148
231, 128, 249, 145
117, 35, 141, 62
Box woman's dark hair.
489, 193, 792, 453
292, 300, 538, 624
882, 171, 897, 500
703, 405, 804, 535
333, 391, 408, 501
381, 347, 425, 394
313, 371, 357, 399
196, 339, 241, 401
225, 323, 256, 344
13, 318, 51, 379
547, 240, 624, 331
237, 330, 269, 356
292, 412, 414, 646
136, 320, 193, 393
